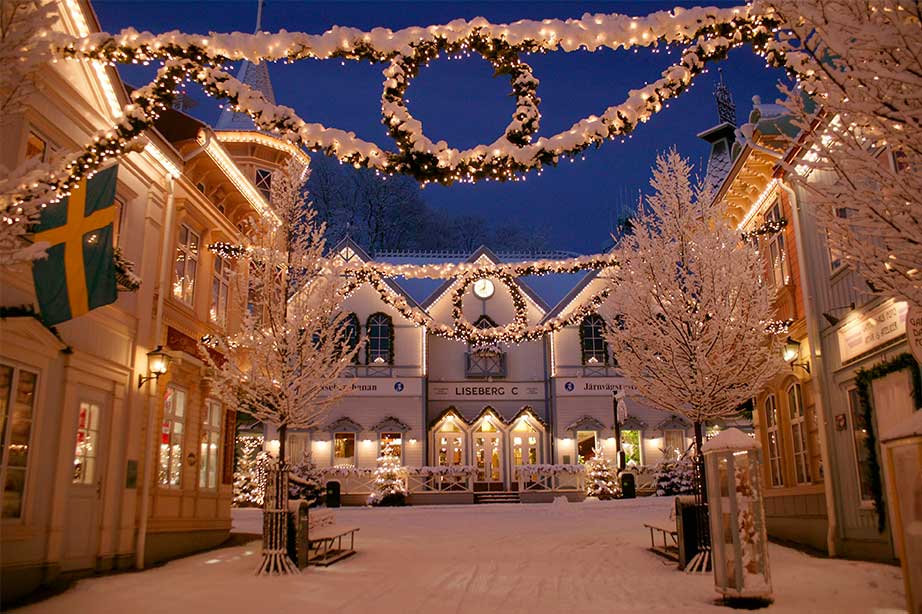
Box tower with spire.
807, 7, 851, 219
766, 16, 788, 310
213, 0, 310, 200
696, 69, 738, 197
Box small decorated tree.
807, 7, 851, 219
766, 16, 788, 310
288, 452, 324, 505
368, 443, 407, 506
585, 446, 620, 500
233, 435, 268, 507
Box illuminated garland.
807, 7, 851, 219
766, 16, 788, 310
741, 217, 787, 242
762, 318, 794, 335
18, 5, 820, 206
209, 241, 251, 259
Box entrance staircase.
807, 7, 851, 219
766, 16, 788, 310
474, 491, 521, 504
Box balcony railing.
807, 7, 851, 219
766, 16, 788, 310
465, 351, 507, 378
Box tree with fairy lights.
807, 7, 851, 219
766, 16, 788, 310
763, 0, 922, 311
233, 435, 269, 507
202, 158, 361, 575
602, 150, 783, 570
585, 446, 620, 500
368, 443, 408, 507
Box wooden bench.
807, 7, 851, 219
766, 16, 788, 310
307, 509, 359, 566
644, 520, 679, 562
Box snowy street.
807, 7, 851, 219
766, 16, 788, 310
16, 497, 905, 614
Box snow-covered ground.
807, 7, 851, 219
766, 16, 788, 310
17, 497, 905, 613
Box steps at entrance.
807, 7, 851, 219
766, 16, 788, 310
474, 492, 521, 504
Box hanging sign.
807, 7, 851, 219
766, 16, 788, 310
837, 300, 908, 363
555, 377, 636, 397
428, 381, 545, 401
907, 304, 922, 365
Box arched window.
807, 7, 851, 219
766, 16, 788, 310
763, 394, 783, 487
338, 313, 361, 362
366, 313, 393, 365
786, 382, 811, 484
580, 314, 609, 365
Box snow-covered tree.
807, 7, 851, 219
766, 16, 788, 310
585, 446, 620, 500
0, 0, 59, 264
203, 158, 360, 575
602, 150, 784, 458
652, 450, 696, 496
288, 451, 323, 505
765, 0, 922, 309
203, 158, 361, 465
368, 443, 407, 506
233, 435, 268, 507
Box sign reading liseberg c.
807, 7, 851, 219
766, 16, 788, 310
321, 377, 421, 396
428, 381, 545, 401
837, 300, 909, 363
555, 377, 636, 396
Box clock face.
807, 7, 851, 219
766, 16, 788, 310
473, 278, 495, 299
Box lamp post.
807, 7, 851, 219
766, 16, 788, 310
612, 390, 627, 471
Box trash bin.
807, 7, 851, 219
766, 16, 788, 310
621, 472, 636, 499
325, 481, 341, 508
675, 495, 706, 571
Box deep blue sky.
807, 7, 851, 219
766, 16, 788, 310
93, 1, 788, 254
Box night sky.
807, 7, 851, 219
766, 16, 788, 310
93, 1, 789, 254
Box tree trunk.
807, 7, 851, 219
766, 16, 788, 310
278, 423, 287, 465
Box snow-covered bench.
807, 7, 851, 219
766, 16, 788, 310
306, 509, 359, 566
644, 519, 679, 562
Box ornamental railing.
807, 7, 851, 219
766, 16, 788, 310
513, 464, 586, 492
319, 466, 477, 494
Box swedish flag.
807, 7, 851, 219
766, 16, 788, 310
31, 165, 119, 326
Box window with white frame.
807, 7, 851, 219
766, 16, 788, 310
25, 131, 49, 162
366, 313, 393, 365
580, 314, 609, 365
621, 429, 641, 466
764, 201, 790, 288
210, 253, 232, 325
199, 399, 221, 489
436, 418, 464, 466
0, 364, 38, 519
159, 386, 185, 488
380, 432, 402, 461
787, 382, 812, 484
173, 224, 200, 305
763, 394, 783, 487
847, 388, 875, 503
828, 207, 853, 272
255, 168, 272, 201
664, 429, 686, 460
333, 432, 355, 466
72, 401, 101, 485
577, 430, 597, 464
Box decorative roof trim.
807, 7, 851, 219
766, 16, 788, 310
565, 415, 607, 432
371, 416, 411, 433
326, 417, 363, 433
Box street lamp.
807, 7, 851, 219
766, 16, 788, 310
781, 337, 810, 374
612, 390, 627, 471
138, 346, 172, 388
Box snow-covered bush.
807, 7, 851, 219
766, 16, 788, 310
652, 450, 696, 496
288, 452, 324, 505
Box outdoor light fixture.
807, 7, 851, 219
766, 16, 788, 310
782, 337, 810, 374
138, 346, 172, 388
821, 303, 856, 326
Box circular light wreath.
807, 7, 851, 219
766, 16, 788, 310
24, 5, 818, 208
449, 271, 530, 343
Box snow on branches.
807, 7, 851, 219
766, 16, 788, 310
202, 159, 361, 464
603, 150, 784, 444
766, 0, 922, 309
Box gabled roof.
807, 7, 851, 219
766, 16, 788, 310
541, 269, 601, 323
420, 245, 549, 312
332, 236, 428, 316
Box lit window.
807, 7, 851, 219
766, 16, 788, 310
333, 432, 355, 466
25, 132, 48, 162
621, 429, 641, 465
436, 418, 464, 467
512, 419, 539, 466
847, 388, 874, 502
380, 432, 402, 460
763, 394, 783, 487
664, 429, 686, 460
366, 313, 393, 365
210, 254, 232, 325
159, 386, 185, 488
764, 201, 790, 288
255, 168, 272, 201
199, 400, 222, 489
577, 430, 596, 464
0, 364, 38, 519
580, 314, 609, 365
787, 383, 811, 484
173, 224, 200, 305
72, 401, 100, 484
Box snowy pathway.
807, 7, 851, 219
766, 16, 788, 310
17, 497, 905, 614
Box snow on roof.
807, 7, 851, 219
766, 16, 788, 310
215, 61, 277, 131
702, 427, 760, 453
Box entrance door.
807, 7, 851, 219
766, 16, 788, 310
63, 391, 110, 570
474, 433, 502, 484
